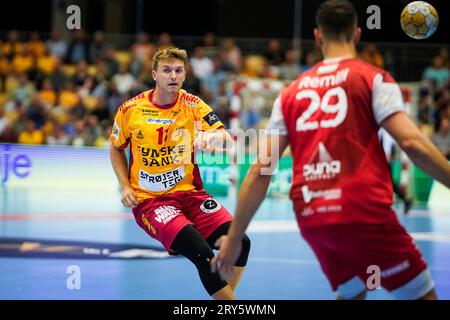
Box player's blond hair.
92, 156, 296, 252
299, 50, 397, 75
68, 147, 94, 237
152, 47, 188, 71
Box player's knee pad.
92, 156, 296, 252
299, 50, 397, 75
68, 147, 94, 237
235, 234, 251, 267
171, 225, 228, 296
191, 242, 228, 296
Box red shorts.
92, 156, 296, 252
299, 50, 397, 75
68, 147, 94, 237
132, 190, 233, 253
299, 222, 430, 298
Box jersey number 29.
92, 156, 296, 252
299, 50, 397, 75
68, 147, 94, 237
295, 87, 348, 131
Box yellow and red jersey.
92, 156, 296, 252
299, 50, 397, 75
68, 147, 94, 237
110, 89, 224, 202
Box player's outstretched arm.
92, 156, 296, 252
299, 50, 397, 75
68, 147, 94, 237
382, 111, 450, 188
109, 141, 138, 208
211, 134, 289, 277
194, 127, 233, 153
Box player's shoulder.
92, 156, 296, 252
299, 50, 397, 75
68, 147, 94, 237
180, 89, 203, 107
347, 58, 393, 81
118, 91, 149, 114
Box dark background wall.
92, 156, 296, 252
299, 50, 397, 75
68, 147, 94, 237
0, 0, 448, 43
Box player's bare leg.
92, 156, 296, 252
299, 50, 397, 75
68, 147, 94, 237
225, 266, 245, 292
212, 285, 236, 300
418, 289, 437, 300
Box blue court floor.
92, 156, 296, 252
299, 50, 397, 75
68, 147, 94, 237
1, 186, 450, 300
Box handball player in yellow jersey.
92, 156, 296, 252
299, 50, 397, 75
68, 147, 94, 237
109, 48, 250, 300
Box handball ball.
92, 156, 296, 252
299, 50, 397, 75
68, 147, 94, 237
400, 1, 438, 39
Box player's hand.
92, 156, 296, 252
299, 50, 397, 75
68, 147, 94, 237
194, 130, 231, 153
210, 235, 242, 279
121, 186, 139, 208
194, 131, 218, 153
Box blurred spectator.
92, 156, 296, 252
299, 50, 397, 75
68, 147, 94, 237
423, 56, 450, 89
131, 32, 155, 63
215, 95, 232, 129
112, 64, 135, 96
104, 48, 120, 78
0, 122, 17, 143
66, 30, 90, 64
72, 60, 89, 87
279, 49, 301, 80
0, 51, 10, 91
263, 38, 285, 66
48, 58, 67, 93
202, 32, 220, 59
301, 48, 321, 72
13, 45, 33, 74
217, 50, 236, 73
438, 48, 449, 68
27, 94, 48, 128
2, 30, 23, 61
157, 32, 174, 50
0, 107, 10, 135
221, 38, 243, 73
18, 120, 44, 145
46, 124, 71, 145
46, 30, 68, 59
12, 73, 35, 105
203, 57, 228, 100
92, 97, 111, 122
26, 56, 45, 89
106, 82, 123, 116
39, 79, 57, 107
433, 117, 450, 159
360, 42, 384, 68
94, 124, 112, 147
37, 47, 58, 75
190, 46, 214, 80
183, 63, 202, 96
59, 82, 80, 109
90, 31, 108, 63
27, 32, 46, 58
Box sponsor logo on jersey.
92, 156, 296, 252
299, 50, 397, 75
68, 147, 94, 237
182, 94, 200, 107
112, 121, 121, 140
153, 205, 181, 224
136, 130, 144, 139
301, 207, 315, 217
200, 198, 222, 213
203, 111, 220, 126
300, 205, 342, 217
138, 145, 186, 167
303, 143, 341, 181
381, 260, 410, 278
298, 68, 349, 89
142, 215, 156, 235
301, 185, 341, 204
147, 118, 175, 125
142, 109, 159, 116
139, 167, 185, 192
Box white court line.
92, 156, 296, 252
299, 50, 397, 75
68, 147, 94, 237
248, 220, 298, 233
410, 232, 450, 243
248, 220, 450, 243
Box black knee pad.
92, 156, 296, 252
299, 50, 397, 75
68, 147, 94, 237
235, 234, 251, 267
207, 222, 251, 267
171, 225, 228, 296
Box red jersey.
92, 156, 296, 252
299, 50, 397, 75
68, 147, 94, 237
267, 57, 405, 228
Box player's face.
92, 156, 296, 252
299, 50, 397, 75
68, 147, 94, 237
153, 59, 186, 94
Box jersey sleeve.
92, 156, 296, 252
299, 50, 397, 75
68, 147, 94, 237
372, 72, 405, 125
110, 106, 131, 149
195, 100, 224, 131
266, 95, 288, 135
